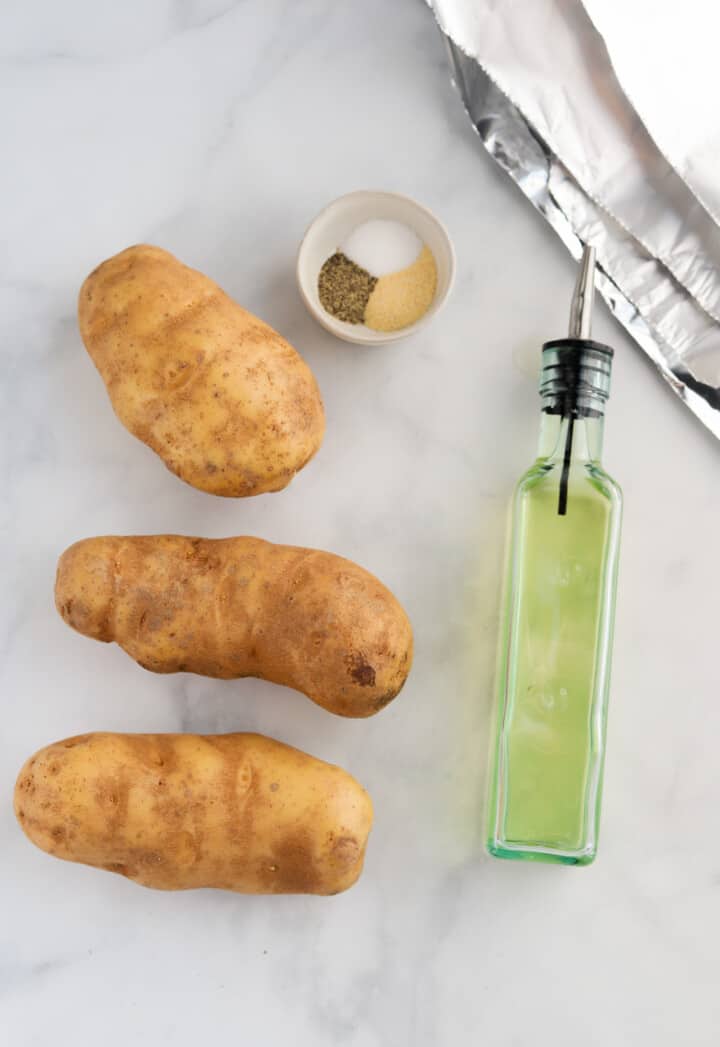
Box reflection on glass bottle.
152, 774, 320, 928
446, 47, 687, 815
487, 248, 622, 865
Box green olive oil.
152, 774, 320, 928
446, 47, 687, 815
487, 248, 622, 865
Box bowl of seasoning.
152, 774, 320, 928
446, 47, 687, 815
297, 190, 455, 344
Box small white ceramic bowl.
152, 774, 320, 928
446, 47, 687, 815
297, 190, 455, 345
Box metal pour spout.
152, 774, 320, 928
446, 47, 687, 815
557, 243, 597, 516
569, 244, 596, 339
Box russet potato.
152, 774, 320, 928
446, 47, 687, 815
55, 535, 414, 717
15, 732, 373, 895
78, 245, 325, 496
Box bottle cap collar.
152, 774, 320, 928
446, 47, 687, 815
540, 338, 613, 417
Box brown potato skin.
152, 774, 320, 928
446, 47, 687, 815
78, 245, 325, 497
15, 732, 372, 895
55, 535, 414, 718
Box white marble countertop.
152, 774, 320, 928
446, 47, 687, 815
2, 1, 719, 1044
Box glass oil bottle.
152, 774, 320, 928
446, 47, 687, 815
487, 246, 622, 865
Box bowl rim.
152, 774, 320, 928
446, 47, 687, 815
296, 189, 456, 345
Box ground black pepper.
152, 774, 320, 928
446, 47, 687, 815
318, 251, 377, 324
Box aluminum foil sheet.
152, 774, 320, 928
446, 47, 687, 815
583, 0, 720, 230
428, 0, 720, 438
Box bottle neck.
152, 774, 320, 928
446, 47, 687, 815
537, 339, 612, 466
537, 410, 604, 463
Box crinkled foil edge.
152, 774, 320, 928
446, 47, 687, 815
444, 37, 720, 438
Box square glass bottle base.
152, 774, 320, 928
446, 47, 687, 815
487, 837, 596, 866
